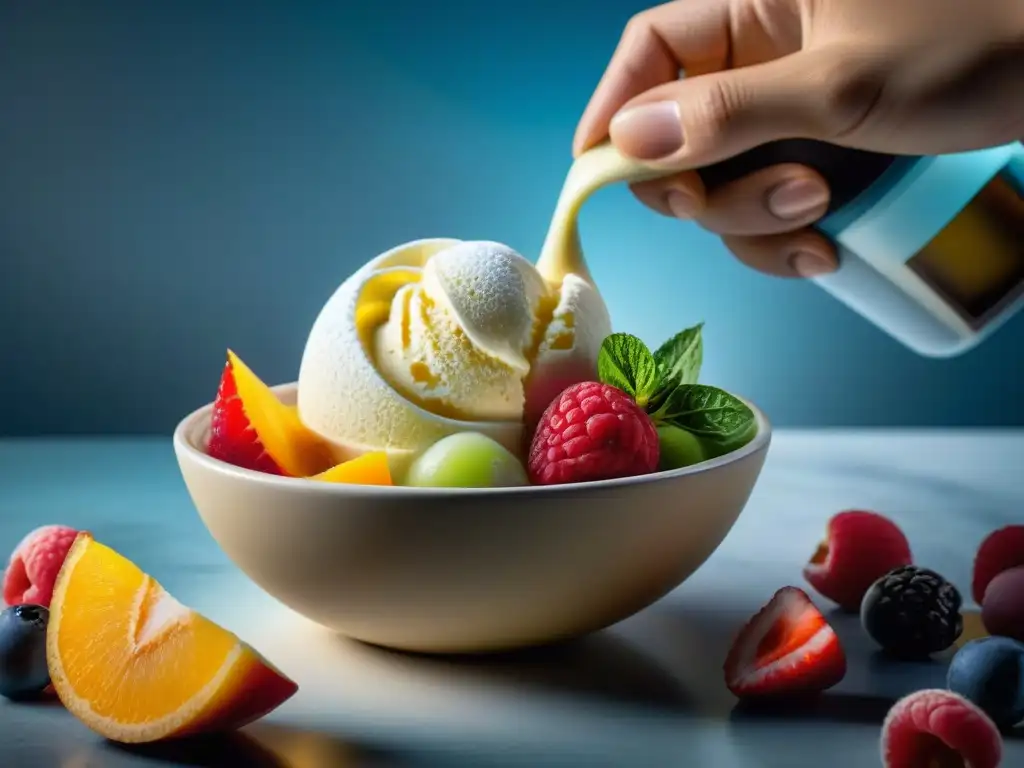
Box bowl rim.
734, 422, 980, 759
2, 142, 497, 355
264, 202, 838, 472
173, 381, 772, 498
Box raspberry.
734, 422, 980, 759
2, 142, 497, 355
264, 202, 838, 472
880, 689, 1002, 768
527, 381, 659, 485
802, 510, 913, 612
972, 525, 1024, 605
3, 526, 82, 608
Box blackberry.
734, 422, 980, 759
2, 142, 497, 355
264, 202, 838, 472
860, 565, 963, 659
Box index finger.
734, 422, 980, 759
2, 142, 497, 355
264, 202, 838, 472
572, 0, 734, 156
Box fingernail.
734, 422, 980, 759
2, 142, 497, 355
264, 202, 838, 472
609, 101, 684, 160
789, 250, 835, 278
767, 179, 830, 220
666, 190, 698, 219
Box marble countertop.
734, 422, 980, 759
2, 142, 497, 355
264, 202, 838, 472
0, 432, 1021, 767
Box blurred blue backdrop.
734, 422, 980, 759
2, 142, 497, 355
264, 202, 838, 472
2, 0, 1022, 434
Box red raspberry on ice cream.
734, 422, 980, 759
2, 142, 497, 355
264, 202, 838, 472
528, 381, 659, 485
3, 525, 82, 607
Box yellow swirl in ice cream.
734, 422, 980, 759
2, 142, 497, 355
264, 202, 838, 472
296, 238, 611, 462
374, 241, 551, 422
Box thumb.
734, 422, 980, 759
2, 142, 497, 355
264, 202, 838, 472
608, 47, 884, 169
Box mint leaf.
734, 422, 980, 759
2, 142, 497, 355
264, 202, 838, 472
651, 384, 756, 459
653, 322, 703, 390
597, 333, 659, 406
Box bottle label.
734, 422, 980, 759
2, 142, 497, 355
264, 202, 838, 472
906, 172, 1024, 329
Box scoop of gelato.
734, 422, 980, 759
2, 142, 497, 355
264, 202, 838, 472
297, 239, 611, 460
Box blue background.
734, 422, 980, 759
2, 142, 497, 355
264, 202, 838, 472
2, 0, 1022, 435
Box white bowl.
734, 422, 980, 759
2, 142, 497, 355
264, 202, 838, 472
174, 383, 771, 654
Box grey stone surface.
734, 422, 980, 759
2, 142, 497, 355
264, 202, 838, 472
0, 432, 1021, 767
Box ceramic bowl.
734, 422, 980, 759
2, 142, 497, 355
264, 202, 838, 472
173, 383, 771, 654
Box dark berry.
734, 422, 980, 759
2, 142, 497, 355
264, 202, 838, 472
860, 565, 963, 659
0, 604, 51, 700
948, 637, 1024, 729
981, 566, 1024, 642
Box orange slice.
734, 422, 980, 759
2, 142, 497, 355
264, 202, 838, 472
311, 451, 393, 485
46, 533, 298, 743
207, 350, 338, 477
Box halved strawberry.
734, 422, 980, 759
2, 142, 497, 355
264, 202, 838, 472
724, 586, 847, 699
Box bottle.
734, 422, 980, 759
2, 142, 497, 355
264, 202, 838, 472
699, 140, 1024, 357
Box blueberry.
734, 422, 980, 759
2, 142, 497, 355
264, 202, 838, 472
947, 636, 1024, 729
0, 604, 51, 701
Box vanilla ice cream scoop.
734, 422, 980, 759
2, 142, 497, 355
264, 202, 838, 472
373, 241, 550, 422
297, 238, 611, 462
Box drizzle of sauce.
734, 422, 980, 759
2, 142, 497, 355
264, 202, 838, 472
535, 141, 670, 286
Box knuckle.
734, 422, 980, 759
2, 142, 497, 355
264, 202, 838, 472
811, 50, 887, 138
689, 77, 748, 142
621, 11, 652, 47
618, 12, 655, 79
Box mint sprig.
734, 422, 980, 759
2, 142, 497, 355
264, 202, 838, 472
649, 383, 756, 459
596, 333, 659, 407
596, 323, 756, 456
653, 322, 703, 391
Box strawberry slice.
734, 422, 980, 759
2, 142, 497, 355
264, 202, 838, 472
724, 586, 847, 698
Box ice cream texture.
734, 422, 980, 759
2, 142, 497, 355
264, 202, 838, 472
297, 238, 612, 460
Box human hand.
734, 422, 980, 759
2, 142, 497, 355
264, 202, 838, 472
574, 0, 1024, 277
